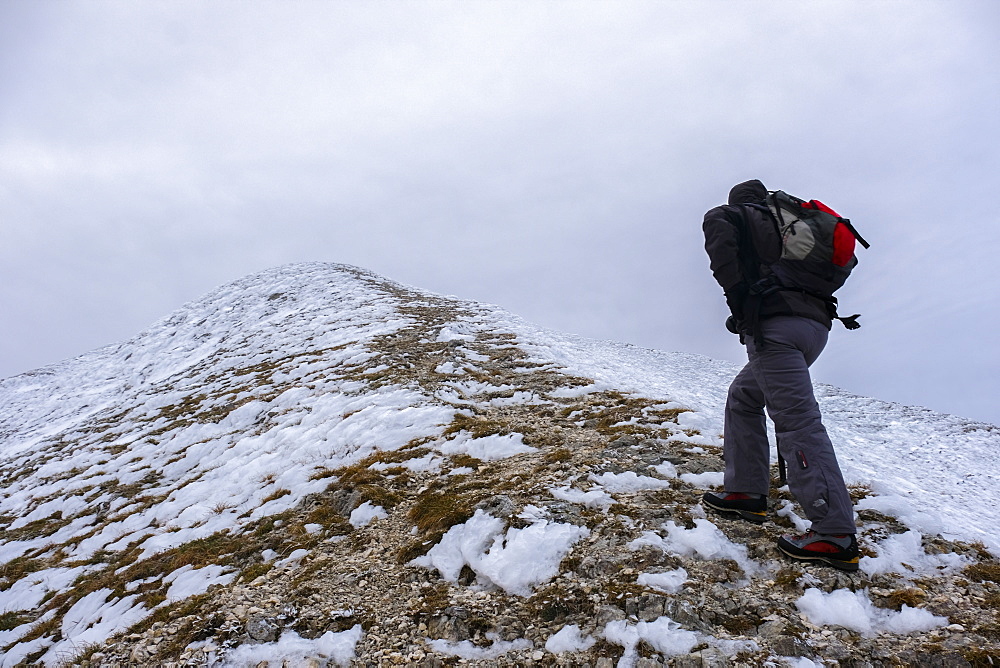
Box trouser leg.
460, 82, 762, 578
747, 317, 856, 535
723, 364, 770, 496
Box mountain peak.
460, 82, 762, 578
2, 263, 998, 665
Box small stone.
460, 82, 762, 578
757, 620, 786, 637
246, 615, 280, 643
635, 658, 664, 668
595, 605, 626, 627
770, 635, 810, 657
946, 623, 965, 632
670, 655, 700, 668
692, 648, 730, 668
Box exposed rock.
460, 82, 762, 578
5, 267, 998, 667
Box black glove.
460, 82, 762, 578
724, 283, 749, 330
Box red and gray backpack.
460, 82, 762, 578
737, 191, 870, 343
768, 190, 869, 290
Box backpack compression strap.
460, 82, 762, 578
773, 192, 872, 250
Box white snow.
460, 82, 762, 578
426, 635, 533, 659
412, 509, 589, 596
0, 636, 53, 668
369, 451, 443, 473
163, 564, 237, 602
545, 624, 597, 654
349, 501, 388, 527
854, 490, 950, 539
436, 326, 476, 343
0, 566, 89, 614
860, 530, 969, 577
221, 626, 362, 667
602, 617, 699, 667
629, 518, 760, 576
784, 659, 824, 668
588, 471, 672, 493
636, 567, 688, 594
550, 485, 615, 510
1, 265, 461, 569
653, 461, 678, 478
776, 499, 812, 533
37, 589, 148, 665
796, 587, 948, 636
678, 471, 725, 488
437, 431, 537, 461
411, 510, 505, 583
274, 548, 311, 569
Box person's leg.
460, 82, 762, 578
748, 317, 855, 535
723, 364, 770, 496
702, 362, 771, 523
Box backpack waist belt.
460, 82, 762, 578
746, 278, 861, 347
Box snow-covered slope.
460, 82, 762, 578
1, 262, 998, 666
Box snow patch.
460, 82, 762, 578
775, 499, 811, 533
38, 589, 148, 665
653, 461, 678, 478
545, 624, 596, 654
221, 626, 362, 667
0, 566, 89, 614
679, 471, 724, 488
602, 617, 699, 667
796, 588, 947, 635
860, 530, 969, 577
589, 471, 672, 493
550, 485, 615, 510
349, 501, 388, 527
412, 510, 589, 596
636, 567, 688, 594
427, 635, 532, 659
629, 518, 760, 576
274, 548, 311, 569
438, 431, 537, 461
163, 564, 236, 602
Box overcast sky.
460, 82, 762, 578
2, 1, 998, 425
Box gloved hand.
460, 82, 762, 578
724, 283, 748, 329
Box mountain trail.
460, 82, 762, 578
1, 263, 998, 666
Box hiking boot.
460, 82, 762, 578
701, 492, 767, 524
777, 531, 860, 571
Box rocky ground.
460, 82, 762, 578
81, 428, 1000, 667
4, 270, 999, 667
86, 288, 1000, 667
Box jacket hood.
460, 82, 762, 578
728, 180, 768, 206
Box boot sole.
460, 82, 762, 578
776, 544, 860, 572
702, 499, 767, 525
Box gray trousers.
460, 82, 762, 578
724, 316, 856, 535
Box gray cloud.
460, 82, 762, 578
1, 0, 998, 423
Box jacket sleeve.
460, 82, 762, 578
702, 205, 745, 293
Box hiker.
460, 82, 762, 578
700, 179, 860, 571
